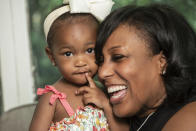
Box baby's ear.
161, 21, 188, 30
45, 46, 56, 66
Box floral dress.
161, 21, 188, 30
37, 85, 109, 131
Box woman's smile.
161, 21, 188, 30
107, 85, 128, 104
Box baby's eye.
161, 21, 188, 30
64, 51, 73, 57
112, 54, 125, 61
86, 48, 94, 54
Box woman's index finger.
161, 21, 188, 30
85, 73, 96, 88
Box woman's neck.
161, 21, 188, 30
137, 93, 166, 118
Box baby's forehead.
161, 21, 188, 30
49, 20, 97, 49
56, 14, 99, 27
52, 25, 96, 51
52, 17, 98, 39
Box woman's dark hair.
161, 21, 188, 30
95, 4, 196, 106
47, 5, 99, 48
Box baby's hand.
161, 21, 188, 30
75, 73, 110, 110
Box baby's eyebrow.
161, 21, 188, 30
60, 46, 71, 49
85, 42, 95, 46
58, 45, 73, 51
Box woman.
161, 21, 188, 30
95, 4, 196, 131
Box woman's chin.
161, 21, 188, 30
113, 110, 128, 118
112, 103, 136, 118
113, 105, 128, 117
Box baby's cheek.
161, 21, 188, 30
92, 63, 98, 74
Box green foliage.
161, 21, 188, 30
28, 0, 63, 90
113, 0, 135, 9
28, 0, 196, 93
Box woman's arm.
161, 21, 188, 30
29, 92, 55, 131
163, 101, 196, 131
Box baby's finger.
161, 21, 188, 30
85, 73, 96, 88
82, 96, 96, 106
75, 86, 92, 95
83, 97, 102, 108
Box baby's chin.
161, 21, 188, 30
68, 77, 88, 86
75, 80, 88, 86
65, 72, 96, 86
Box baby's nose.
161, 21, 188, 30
75, 57, 87, 67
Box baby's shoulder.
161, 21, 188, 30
36, 85, 61, 108
37, 85, 63, 104
36, 92, 57, 112
38, 91, 54, 103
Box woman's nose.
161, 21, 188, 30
98, 62, 114, 80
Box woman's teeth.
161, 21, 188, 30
107, 85, 127, 93
107, 85, 128, 104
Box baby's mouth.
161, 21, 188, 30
107, 85, 128, 104
73, 71, 90, 75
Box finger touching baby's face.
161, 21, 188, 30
52, 22, 98, 85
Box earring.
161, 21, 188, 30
162, 69, 166, 75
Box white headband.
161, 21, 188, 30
44, 0, 114, 39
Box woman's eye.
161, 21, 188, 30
64, 51, 73, 57
112, 54, 125, 61
86, 48, 94, 54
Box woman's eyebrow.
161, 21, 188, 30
108, 45, 122, 52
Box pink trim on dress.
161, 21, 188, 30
37, 85, 75, 116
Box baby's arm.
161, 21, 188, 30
76, 73, 129, 131
29, 92, 55, 131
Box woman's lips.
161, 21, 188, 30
107, 85, 128, 104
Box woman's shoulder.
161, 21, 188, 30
163, 101, 196, 131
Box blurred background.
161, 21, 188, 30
0, 0, 196, 124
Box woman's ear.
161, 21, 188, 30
158, 51, 167, 75
45, 47, 56, 66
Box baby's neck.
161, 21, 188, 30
51, 78, 85, 122
53, 77, 87, 91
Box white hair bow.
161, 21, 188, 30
44, 0, 114, 39
67, 0, 114, 21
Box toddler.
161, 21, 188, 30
29, 0, 129, 131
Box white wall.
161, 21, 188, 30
0, 0, 35, 111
